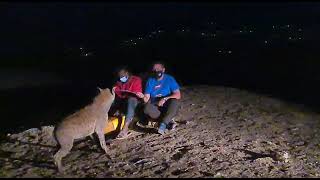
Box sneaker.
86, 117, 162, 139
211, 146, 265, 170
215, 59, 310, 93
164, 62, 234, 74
137, 119, 148, 127
158, 123, 167, 135
168, 118, 177, 131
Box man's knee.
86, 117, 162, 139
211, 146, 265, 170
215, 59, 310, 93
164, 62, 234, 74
143, 103, 152, 115
143, 103, 160, 119
167, 98, 180, 107
128, 97, 138, 107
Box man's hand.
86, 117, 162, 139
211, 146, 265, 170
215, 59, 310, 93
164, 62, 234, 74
158, 98, 167, 107
143, 94, 151, 103
135, 92, 144, 99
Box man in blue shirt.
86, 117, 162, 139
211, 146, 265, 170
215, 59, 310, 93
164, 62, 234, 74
141, 62, 181, 135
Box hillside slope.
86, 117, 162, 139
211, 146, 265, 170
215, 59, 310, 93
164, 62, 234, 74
1, 85, 320, 178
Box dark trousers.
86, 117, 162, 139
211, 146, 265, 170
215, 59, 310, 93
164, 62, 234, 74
109, 97, 139, 124
143, 99, 180, 125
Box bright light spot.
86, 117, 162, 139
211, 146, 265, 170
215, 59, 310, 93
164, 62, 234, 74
240, 30, 242, 33
299, 37, 302, 40
228, 51, 232, 54
218, 50, 222, 53
85, 53, 88, 56
287, 25, 290, 28
264, 40, 268, 44
289, 37, 292, 40
201, 33, 205, 36
80, 47, 83, 50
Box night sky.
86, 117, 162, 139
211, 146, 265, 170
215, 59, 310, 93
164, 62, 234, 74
1, 2, 320, 56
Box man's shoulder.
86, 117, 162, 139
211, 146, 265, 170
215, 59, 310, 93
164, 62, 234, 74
146, 76, 156, 82
164, 74, 176, 81
131, 75, 142, 81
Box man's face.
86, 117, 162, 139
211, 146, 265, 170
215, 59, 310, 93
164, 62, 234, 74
152, 64, 165, 73
152, 64, 165, 79
118, 70, 129, 78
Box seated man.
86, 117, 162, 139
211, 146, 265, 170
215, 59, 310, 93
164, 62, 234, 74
111, 66, 144, 139
141, 61, 181, 135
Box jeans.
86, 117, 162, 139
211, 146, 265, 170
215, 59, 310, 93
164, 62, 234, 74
110, 97, 139, 124
143, 99, 180, 125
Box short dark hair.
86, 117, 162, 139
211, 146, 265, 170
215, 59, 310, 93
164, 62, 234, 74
151, 61, 166, 69
114, 65, 131, 76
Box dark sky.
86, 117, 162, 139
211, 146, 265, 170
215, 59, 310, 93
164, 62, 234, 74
1, 2, 320, 56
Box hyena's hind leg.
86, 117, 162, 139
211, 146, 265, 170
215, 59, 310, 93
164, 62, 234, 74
54, 136, 74, 173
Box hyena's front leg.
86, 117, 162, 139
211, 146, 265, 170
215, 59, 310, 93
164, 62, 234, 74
95, 120, 109, 154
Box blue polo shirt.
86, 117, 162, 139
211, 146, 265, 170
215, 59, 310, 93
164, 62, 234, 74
145, 74, 180, 103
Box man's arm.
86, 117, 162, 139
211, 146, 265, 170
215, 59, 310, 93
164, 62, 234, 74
164, 89, 181, 101
131, 77, 144, 99
143, 78, 152, 103
113, 83, 122, 98
143, 94, 150, 103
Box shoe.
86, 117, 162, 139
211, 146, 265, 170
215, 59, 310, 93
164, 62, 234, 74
168, 118, 177, 130
158, 123, 167, 135
137, 120, 148, 127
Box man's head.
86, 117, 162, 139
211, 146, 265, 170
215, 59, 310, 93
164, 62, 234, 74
116, 66, 131, 83
151, 61, 166, 79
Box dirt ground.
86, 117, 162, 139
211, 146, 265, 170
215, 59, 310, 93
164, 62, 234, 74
1, 85, 320, 178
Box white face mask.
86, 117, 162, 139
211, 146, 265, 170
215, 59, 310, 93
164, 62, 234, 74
120, 76, 128, 83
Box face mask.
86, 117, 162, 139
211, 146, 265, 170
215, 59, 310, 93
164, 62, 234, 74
120, 76, 128, 83
153, 71, 164, 79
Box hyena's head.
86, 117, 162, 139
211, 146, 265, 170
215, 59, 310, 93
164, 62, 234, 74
95, 87, 116, 106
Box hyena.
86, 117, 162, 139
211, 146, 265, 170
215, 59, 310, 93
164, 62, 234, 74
53, 87, 115, 172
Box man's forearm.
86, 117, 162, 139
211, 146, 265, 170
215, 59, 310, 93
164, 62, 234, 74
165, 92, 181, 100
143, 94, 150, 103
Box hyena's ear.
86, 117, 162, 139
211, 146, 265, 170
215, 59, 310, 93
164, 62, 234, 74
97, 87, 103, 92
111, 87, 116, 96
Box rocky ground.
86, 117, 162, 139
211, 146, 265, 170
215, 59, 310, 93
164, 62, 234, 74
1, 85, 320, 178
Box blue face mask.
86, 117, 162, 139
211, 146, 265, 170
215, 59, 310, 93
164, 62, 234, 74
120, 76, 128, 83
